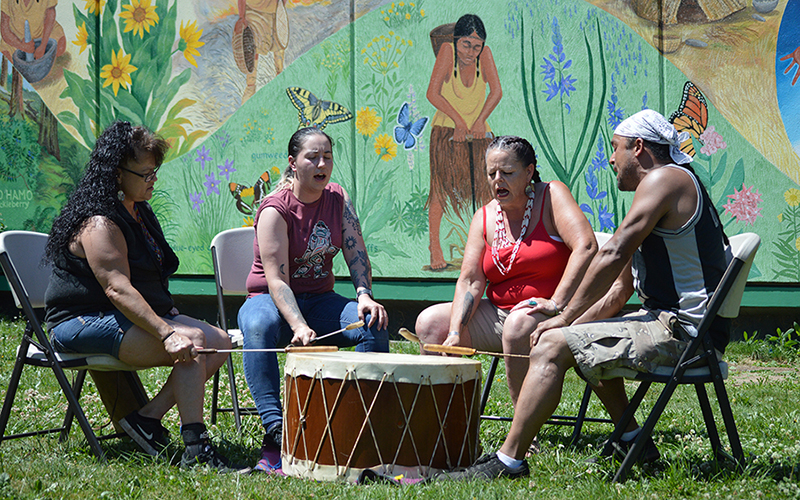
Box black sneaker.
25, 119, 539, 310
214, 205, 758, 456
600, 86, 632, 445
180, 427, 249, 473
119, 411, 170, 456
437, 453, 529, 481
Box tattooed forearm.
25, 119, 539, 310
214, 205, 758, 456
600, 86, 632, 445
460, 292, 474, 327
275, 284, 302, 322
347, 249, 371, 289
343, 198, 363, 236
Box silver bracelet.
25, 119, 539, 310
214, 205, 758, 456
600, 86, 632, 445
447, 331, 460, 338
357, 288, 373, 298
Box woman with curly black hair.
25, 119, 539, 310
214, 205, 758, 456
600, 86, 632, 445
44, 121, 237, 471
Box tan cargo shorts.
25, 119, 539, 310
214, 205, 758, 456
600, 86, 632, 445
464, 299, 510, 353
560, 309, 689, 386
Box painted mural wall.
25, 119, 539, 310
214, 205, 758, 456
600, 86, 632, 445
1, 0, 799, 281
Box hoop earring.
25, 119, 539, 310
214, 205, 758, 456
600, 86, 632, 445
117, 190, 125, 201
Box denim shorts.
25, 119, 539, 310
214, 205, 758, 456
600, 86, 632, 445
49, 310, 135, 359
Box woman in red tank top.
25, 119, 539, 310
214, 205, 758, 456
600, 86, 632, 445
415, 136, 597, 417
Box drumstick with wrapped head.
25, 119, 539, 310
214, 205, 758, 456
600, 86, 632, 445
422, 343, 530, 359
311, 320, 365, 343
197, 345, 339, 354
398, 328, 420, 343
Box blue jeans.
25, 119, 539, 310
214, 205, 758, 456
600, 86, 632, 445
238, 291, 389, 431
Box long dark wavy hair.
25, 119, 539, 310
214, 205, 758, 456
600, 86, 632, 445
45, 122, 168, 262
486, 135, 542, 184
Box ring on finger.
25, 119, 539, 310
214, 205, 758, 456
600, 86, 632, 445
528, 299, 537, 307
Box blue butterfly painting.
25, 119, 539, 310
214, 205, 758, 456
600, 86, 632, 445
393, 102, 429, 150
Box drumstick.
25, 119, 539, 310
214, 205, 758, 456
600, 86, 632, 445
398, 328, 420, 343
311, 320, 365, 343
422, 343, 530, 359
197, 345, 339, 354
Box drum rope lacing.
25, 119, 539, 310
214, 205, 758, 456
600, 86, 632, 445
285, 364, 483, 479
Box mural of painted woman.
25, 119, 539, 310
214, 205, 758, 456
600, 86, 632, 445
234, 0, 289, 104
426, 14, 502, 271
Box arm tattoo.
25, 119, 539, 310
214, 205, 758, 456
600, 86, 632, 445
276, 285, 302, 320
347, 249, 371, 289
460, 292, 474, 327
343, 198, 363, 237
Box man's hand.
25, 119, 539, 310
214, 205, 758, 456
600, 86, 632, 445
530, 315, 568, 348
357, 295, 388, 331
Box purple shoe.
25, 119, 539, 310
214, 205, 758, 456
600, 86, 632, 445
254, 424, 284, 475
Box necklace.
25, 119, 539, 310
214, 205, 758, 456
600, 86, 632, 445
491, 190, 534, 276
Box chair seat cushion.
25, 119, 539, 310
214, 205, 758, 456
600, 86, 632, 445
228, 329, 243, 349
22, 344, 146, 371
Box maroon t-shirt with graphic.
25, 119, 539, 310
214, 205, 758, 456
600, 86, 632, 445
246, 183, 343, 297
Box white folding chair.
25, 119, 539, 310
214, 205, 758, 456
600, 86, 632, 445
479, 232, 615, 444
0, 231, 148, 461
209, 226, 256, 433
601, 232, 759, 482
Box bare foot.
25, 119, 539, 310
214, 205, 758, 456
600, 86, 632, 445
430, 245, 447, 270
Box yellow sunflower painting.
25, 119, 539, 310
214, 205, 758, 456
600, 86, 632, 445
179, 20, 205, 68
120, 0, 159, 39
73, 22, 89, 54
100, 49, 137, 96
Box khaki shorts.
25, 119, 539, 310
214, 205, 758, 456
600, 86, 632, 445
560, 309, 689, 386
464, 299, 509, 353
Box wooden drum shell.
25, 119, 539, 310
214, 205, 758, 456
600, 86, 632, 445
282, 352, 482, 482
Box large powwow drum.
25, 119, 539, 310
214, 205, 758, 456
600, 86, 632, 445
282, 351, 482, 482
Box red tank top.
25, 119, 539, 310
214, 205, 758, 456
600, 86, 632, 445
481, 184, 571, 309
246, 183, 344, 296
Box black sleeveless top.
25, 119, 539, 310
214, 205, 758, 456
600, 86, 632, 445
44, 201, 179, 328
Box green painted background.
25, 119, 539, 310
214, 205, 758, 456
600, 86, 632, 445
1, 0, 799, 282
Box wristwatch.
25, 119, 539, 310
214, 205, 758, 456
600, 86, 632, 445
357, 288, 373, 298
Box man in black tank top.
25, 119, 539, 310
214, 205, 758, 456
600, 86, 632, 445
439, 110, 729, 480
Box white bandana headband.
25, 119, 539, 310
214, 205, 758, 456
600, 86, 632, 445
613, 109, 693, 165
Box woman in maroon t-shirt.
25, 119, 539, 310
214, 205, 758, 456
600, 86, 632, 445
238, 127, 390, 473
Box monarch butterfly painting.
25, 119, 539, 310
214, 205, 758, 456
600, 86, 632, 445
229, 171, 271, 216
286, 87, 353, 130
668, 81, 708, 157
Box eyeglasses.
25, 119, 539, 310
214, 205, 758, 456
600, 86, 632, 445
120, 165, 159, 182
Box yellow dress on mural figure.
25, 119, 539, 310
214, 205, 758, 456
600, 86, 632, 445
0, 0, 65, 78
234, 0, 289, 104
426, 14, 502, 271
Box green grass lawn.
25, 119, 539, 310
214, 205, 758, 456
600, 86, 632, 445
0, 315, 798, 499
